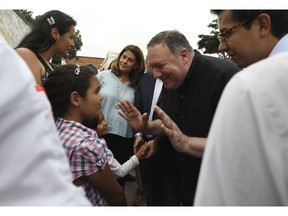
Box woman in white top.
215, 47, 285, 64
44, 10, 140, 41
97, 44, 145, 188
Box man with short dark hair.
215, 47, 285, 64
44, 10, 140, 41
212, 10, 288, 68
194, 10, 288, 206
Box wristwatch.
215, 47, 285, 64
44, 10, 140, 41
135, 132, 143, 138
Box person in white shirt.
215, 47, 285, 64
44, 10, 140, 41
195, 52, 288, 206
194, 10, 288, 206
0, 34, 90, 206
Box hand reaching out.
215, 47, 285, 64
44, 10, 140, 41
133, 135, 157, 159
154, 105, 187, 153
141, 139, 158, 158
118, 100, 148, 131
154, 106, 205, 157
133, 136, 144, 154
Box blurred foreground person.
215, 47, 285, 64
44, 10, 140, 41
194, 10, 288, 206
0, 34, 90, 205
195, 52, 288, 205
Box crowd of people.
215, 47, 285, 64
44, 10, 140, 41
1, 9, 288, 207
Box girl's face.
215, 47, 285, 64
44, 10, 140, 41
54, 25, 76, 56
79, 76, 102, 119
118, 50, 137, 75
96, 113, 108, 137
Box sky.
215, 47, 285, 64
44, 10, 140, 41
27, 0, 216, 58
3, 0, 288, 58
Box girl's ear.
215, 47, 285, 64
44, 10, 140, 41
70, 91, 81, 107
51, 27, 59, 40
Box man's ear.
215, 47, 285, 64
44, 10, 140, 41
180, 48, 189, 65
256, 13, 271, 36
70, 91, 81, 107
51, 27, 59, 40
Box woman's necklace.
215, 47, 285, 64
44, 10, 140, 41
115, 78, 129, 109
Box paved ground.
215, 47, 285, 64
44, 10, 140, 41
124, 170, 146, 206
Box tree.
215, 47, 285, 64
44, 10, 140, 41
18, 10, 82, 60
67, 29, 83, 59
17, 10, 35, 26
197, 19, 230, 60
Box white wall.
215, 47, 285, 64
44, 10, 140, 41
0, 10, 31, 48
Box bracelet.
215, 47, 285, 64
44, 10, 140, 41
135, 132, 143, 138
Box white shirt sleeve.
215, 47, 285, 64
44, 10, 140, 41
107, 149, 139, 178
0, 34, 91, 206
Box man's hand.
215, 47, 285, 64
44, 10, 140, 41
118, 100, 148, 131
154, 105, 187, 153
154, 106, 205, 158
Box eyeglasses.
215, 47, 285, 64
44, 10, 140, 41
217, 18, 251, 43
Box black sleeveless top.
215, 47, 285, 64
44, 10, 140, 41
34, 52, 54, 85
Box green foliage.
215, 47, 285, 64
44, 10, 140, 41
67, 30, 83, 59
18, 9, 82, 59
18, 9, 35, 26
197, 19, 230, 60
34, 15, 42, 24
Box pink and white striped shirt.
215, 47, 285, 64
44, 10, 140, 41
56, 117, 108, 206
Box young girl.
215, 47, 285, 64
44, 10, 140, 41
16, 10, 76, 85
83, 112, 146, 178
43, 64, 126, 206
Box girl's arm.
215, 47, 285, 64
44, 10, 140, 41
107, 148, 139, 178
85, 163, 127, 206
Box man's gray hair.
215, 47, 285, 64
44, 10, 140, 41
147, 30, 193, 55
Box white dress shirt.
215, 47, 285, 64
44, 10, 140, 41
194, 52, 288, 205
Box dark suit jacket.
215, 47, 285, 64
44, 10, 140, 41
134, 72, 163, 120
135, 72, 181, 205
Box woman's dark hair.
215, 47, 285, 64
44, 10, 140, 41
16, 10, 76, 52
211, 10, 288, 39
111, 45, 145, 87
108, 59, 115, 70
43, 64, 95, 119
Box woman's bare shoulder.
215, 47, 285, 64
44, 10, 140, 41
15, 47, 36, 58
